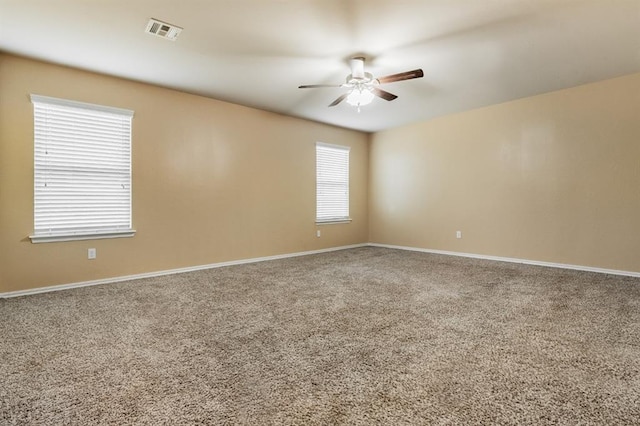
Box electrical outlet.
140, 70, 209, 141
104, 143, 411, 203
456, 231, 462, 239
88, 248, 96, 259
316, 230, 321, 238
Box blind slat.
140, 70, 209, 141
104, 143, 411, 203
32, 95, 133, 237
316, 143, 350, 221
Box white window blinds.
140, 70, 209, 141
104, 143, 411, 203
316, 142, 350, 223
30, 95, 135, 243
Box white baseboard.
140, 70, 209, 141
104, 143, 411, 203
367, 243, 640, 278
3, 242, 638, 298
0, 243, 368, 299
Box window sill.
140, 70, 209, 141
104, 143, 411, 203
316, 218, 352, 225
29, 230, 136, 244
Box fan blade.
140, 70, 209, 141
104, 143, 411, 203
329, 93, 348, 107
376, 69, 424, 85
298, 84, 343, 89
372, 88, 398, 101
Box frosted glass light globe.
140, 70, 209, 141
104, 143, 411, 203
346, 88, 374, 107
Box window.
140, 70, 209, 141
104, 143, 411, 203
30, 95, 135, 243
316, 142, 350, 223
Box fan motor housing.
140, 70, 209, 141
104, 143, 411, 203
346, 72, 374, 85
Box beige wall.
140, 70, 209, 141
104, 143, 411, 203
369, 72, 640, 273
2, 53, 638, 294
0, 54, 369, 293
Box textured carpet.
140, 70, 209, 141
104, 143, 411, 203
1, 247, 640, 425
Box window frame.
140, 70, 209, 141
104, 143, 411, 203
29, 94, 136, 243
315, 142, 351, 225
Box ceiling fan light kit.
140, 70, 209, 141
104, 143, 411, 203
299, 57, 424, 112
346, 87, 374, 109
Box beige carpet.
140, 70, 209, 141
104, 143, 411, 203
1, 247, 639, 425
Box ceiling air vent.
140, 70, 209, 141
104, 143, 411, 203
145, 18, 182, 41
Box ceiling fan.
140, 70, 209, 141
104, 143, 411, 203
299, 57, 424, 111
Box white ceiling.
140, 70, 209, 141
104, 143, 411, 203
1, 0, 639, 132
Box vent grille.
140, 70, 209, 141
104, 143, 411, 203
145, 18, 182, 41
